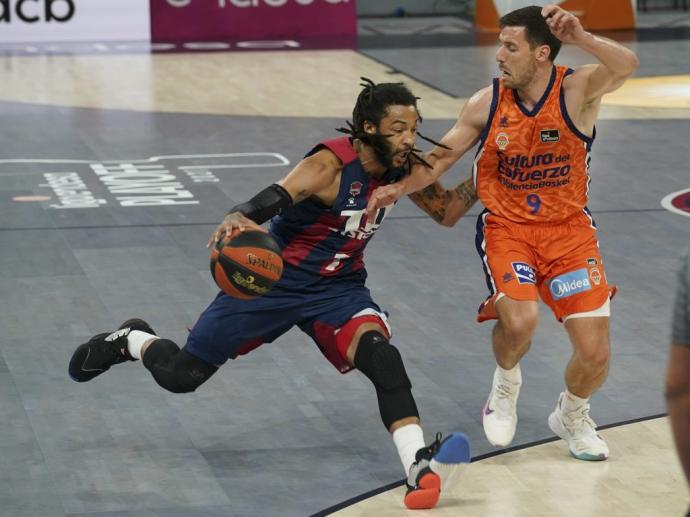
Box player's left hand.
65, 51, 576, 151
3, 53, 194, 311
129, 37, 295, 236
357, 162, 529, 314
541, 4, 587, 45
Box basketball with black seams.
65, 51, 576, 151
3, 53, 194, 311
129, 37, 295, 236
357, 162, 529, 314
210, 230, 284, 300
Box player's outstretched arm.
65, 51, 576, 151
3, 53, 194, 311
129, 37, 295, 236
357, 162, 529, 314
207, 148, 340, 247
542, 4, 639, 101
366, 87, 490, 217
408, 177, 478, 227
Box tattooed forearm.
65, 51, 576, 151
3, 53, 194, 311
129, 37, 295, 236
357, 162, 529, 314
453, 179, 478, 208
409, 177, 476, 226
430, 208, 446, 223
421, 184, 443, 201
410, 184, 447, 222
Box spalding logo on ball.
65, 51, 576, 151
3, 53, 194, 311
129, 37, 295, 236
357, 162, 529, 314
210, 230, 284, 300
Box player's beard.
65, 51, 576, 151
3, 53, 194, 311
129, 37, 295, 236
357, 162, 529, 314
367, 132, 396, 170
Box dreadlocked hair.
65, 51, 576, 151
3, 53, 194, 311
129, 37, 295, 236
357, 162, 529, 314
336, 77, 451, 170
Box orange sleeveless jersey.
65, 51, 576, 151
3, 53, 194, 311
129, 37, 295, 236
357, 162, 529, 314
474, 66, 594, 223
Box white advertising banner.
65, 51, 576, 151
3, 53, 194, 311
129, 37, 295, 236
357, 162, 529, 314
0, 0, 151, 43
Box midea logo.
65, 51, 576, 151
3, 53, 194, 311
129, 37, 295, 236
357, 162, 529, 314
167, 0, 347, 7
0, 0, 75, 22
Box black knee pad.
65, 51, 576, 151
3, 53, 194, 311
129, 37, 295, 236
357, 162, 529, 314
354, 331, 412, 391
143, 339, 218, 394
354, 331, 419, 429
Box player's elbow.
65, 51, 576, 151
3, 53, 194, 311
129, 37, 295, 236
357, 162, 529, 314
439, 213, 461, 227
666, 379, 690, 402
620, 51, 640, 77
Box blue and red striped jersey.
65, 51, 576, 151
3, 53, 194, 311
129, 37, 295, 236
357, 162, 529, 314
270, 137, 405, 277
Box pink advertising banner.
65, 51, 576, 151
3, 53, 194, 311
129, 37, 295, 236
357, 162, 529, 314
150, 0, 357, 46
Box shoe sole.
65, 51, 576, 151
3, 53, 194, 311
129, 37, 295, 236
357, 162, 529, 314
431, 432, 471, 465
404, 471, 441, 510
430, 432, 472, 491
548, 411, 609, 461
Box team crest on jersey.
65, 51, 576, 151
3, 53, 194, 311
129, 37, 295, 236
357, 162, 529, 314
495, 132, 509, 150
589, 267, 602, 285
349, 181, 363, 197
540, 129, 560, 143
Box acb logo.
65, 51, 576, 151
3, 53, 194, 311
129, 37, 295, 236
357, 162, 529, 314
0, 0, 75, 23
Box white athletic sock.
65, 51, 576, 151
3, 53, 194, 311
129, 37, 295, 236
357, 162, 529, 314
562, 390, 589, 413
498, 363, 522, 384
393, 424, 425, 475
127, 330, 157, 360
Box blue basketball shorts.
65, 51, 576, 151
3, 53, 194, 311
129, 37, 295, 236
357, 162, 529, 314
184, 265, 391, 373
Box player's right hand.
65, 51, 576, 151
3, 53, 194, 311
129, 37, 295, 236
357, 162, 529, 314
366, 183, 405, 218
206, 212, 268, 248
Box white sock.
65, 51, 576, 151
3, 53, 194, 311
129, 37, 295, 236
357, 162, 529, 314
498, 363, 522, 384
393, 424, 425, 475
127, 330, 157, 360
562, 390, 589, 413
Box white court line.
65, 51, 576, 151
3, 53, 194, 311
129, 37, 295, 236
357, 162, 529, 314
661, 188, 690, 218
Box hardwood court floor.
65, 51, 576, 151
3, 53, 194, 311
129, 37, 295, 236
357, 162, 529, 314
333, 417, 687, 517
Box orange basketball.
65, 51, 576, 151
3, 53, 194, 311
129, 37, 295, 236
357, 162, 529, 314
210, 230, 284, 300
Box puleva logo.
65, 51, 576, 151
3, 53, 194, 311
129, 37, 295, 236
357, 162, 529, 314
549, 268, 591, 300
661, 188, 690, 218
511, 262, 536, 285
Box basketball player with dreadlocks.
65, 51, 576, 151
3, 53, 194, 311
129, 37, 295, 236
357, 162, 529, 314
68, 78, 478, 510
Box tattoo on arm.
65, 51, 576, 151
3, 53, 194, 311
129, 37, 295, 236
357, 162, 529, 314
453, 180, 478, 209
409, 184, 447, 223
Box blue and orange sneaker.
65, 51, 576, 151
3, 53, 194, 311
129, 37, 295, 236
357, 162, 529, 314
404, 432, 471, 510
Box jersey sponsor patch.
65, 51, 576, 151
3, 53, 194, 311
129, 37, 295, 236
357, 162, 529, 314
549, 268, 592, 300
540, 129, 560, 143
511, 262, 536, 284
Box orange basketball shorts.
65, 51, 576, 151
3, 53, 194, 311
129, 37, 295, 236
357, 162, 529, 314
475, 208, 616, 322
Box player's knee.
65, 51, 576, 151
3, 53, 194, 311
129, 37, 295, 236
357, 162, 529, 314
354, 331, 411, 392
354, 331, 419, 429
577, 343, 610, 370
500, 311, 538, 346
143, 339, 218, 393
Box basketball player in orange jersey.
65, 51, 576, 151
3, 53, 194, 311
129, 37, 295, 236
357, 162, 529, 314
68, 79, 479, 510
366, 5, 639, 460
